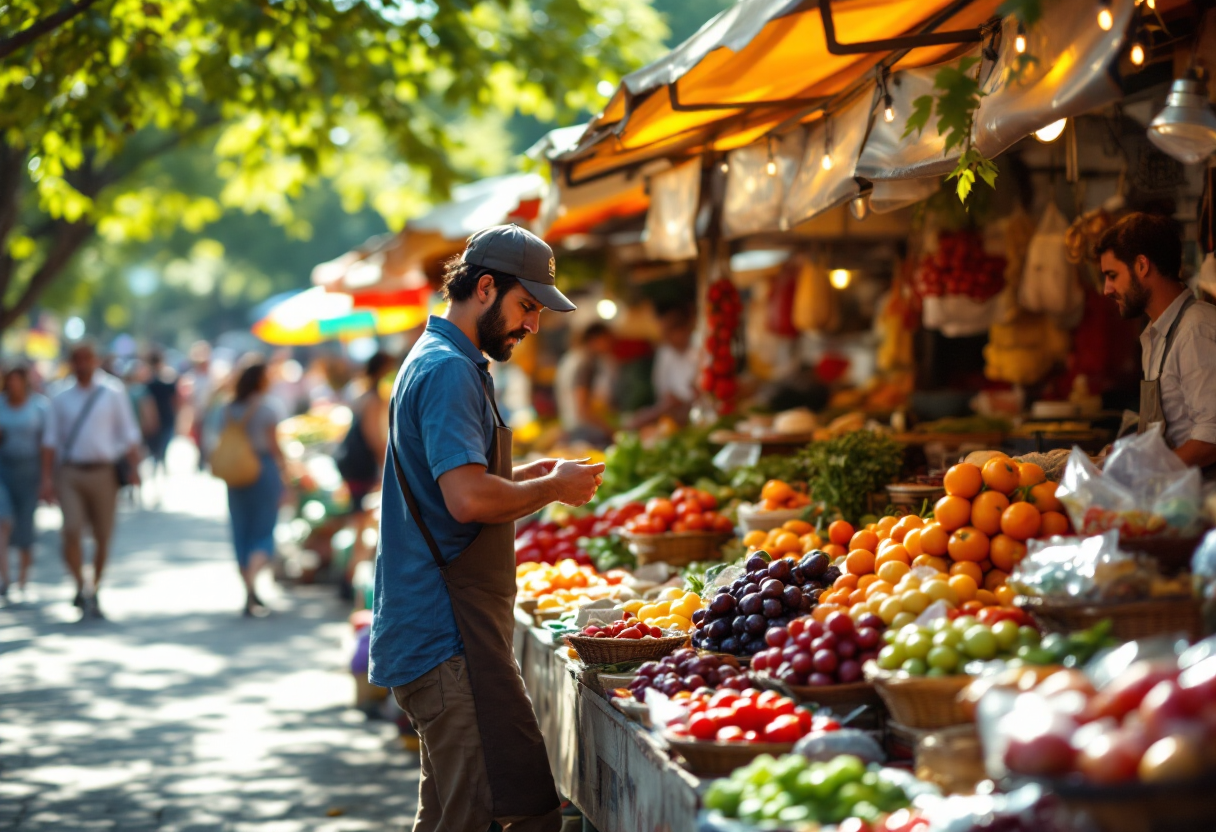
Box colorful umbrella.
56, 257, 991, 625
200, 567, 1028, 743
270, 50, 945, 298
252, 286, 434, 345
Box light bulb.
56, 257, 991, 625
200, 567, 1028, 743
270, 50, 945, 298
766, 159, 777, 176
720, 161, 729, 174
1097, 7, 1113, 30
1130, 42, 1145, 65
1146, 0, 1154, 8
1015, 23, 1026, 54
1035, 118, 1067, 142
596, 299, 618, 320
829, 269, 851, 289
821, 153, 834, 171
883, 105, 895, 123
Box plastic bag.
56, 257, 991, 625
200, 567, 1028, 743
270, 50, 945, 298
1009, 530, 1122, 599
1056, 426, 1202, 538
1020, 202, 1084, 320
642, 160, 700, 261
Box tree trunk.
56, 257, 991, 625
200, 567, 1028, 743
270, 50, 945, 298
0, 221, 94, 334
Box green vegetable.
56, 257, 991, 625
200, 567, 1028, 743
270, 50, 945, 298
580, 533, 635, 572
800, 431, 905, 524
596, 425, 726, 501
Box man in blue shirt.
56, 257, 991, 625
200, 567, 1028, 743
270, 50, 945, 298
371, 225, 603, 832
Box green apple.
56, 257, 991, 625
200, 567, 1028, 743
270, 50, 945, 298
962, 625, 998, 660
927, 645, 960, 672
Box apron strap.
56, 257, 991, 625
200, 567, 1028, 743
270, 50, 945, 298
387, 374, 504, 572
1151, 294, 1196, 380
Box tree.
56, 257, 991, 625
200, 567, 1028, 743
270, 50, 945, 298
0, 0, 668, 333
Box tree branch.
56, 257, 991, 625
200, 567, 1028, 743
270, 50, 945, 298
0, 0, 102, 60
0, 142, 25, 301
0, 221, 92, 333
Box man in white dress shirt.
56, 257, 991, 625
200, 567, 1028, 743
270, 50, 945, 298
40, 342, 142, 618
1098, 213, 1216, 476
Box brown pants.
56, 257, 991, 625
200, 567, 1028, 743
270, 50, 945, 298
55, 464, 118, 544
393, 656, 562, 832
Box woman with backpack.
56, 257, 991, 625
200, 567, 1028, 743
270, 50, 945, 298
215, 361, 286, 617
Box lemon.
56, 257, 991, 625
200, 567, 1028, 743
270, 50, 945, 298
621, 599, 645, 615
659, 586, 686, 601
670, 615, 692, 631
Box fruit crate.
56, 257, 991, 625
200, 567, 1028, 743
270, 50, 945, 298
1014, 596, 1204, 642
665, 736, 796, 777
864, 664, 972, 729
565, 633, 688, 666
623, 531, 732, 567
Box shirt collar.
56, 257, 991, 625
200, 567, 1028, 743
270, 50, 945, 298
425, 316, 488, 368
1149, 291, 1191, 339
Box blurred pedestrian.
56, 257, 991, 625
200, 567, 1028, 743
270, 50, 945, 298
141, 351, 180, 488
223, 362, 287, 617
555, 322, 617, 446
41, 341, 142, 619
0, 364, 49, 601
626, 303, 699, 429
183, 341, 214, 470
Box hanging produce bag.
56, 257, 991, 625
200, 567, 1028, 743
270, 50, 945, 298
791, 257, 836, 333
1019, 203, 1084, 323
642, 160, 700, 261
914, 229, 1005, 337
766, 263, 799, 337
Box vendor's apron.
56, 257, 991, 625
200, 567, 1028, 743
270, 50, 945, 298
389, 386, 559, 820
1138, 295, 1195, 443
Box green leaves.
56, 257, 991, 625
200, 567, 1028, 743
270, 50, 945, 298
902, 94, 934, 140
996, 0, 1044, 27
948, 149, 999, 203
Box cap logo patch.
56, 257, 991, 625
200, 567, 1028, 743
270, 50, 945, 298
548, 257, 556, 279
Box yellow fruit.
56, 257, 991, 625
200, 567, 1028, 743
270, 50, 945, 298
877, 560, 910, 583
659, 586, 686, 601
866, 595, 888, 615
743, 530, 768, 548
637, 603, 660, 620
622, 599, 645, 615
922, 580, 959, 607
898, 575, 922, 592
878, 596, 904, 624
671, 595, 702, 619
899, 589, 930, 614
891, 611, 918, 630
670, 615, 692, 631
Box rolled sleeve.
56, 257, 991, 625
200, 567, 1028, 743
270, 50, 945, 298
410, 358, 492, 482
1178, 321, 1216, 445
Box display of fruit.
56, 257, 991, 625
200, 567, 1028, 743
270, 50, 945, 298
913, 230, 1006, 302
752, 612, 885, 687
667, 687, 839, 744
621, 487, 734, 535
517, 560, 631, 615
998, 642, 1216, 784
691, 551, 841, 656
701, 277, 742, 414
703, 753, 917, 827
514, 503, 645, 566
576, 615, 671, 640
743, 518, 823, 558
615, 648, 756, 699
753, 478, 814, 513
620, 586, 705, 634
873, 616, 1042, 677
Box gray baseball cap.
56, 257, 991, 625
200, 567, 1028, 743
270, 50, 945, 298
461, 224, 576, 313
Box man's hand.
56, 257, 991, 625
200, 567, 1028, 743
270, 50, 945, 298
548, 459, 605, 507
513, 458, 558, 482
39, 475, 56, 505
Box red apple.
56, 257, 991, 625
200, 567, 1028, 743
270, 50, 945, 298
1139, 679, 1200, 739
1076, 731, 1142, 784
1084, 661, 1180, 722
1005, 732, 1077, 777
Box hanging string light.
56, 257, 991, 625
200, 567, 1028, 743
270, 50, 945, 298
821, 121, 834, 171
877, 68, 895, 123
765, 137, 777, 176
1097, 0, 1114, 31
1014, 23, 1027, 54
720, 159, 730, 174
1130, 40, 1145, 66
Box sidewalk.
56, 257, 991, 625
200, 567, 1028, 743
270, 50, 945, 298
0, 444, 418, 831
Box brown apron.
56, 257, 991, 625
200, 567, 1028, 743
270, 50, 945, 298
389, 383, 559, 820
1138, 295, 1195, 444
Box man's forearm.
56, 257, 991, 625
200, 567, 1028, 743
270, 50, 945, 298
41, 448, 55, 481
1174, 439, 1216, 470
458, 475, 557, 525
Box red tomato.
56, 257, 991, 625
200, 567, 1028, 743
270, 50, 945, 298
762, 714, 803, 743
729, 700, 766, 732
756, 690, 784, 707
716, 726, 745, 742
645, 498, 676, 524
684, 514, 707, 531
796, 709, 813, 733
697, 491, 719, 511
709, 690, 739, 708
688, 714, 717, 740
714, 515, 734, 534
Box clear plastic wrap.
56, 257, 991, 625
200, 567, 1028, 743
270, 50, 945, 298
1009, 531, 1122, 599
1056, 427, 1203, 538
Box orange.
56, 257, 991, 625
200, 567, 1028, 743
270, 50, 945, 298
890, 514, 924, 542
994, 585, 1016, 606
948, 573, 978, 602
944, 463, 984, 499
1017, 462, 1046, 488
828, 520, 855, 546
876, 545, 911, 567
865, 580, 894, 601
849, 529, 879, 553
989, 534, 1027, 573
961, 600, 985, 614
919, 523, 950, 556
848, 588, 867, 605
800, 533, 825, 552
977, 558, 993, 574
982, 457, 1021, 495
1039, 510, 1070, 537
770, 531, 801, 555
857, 573, 881, 591
970, 490, 1010, 536
948, 526, 990, 562
983, 570, 1009, 591
912, 554, 949, 573
903, 528, 924, 558
783, 519, 814, 536
822, 543, 847, 560
834, 573, 859, 591
934, 495, 972, 532
877, 560, 910, 583
812, 603, 841, 621
1001, 502, 1041, 541
949, 561, 984, 585
876, 516, 899, 534
845, 548, 877, 575
762, 479, 795, 503
975, 589, 998, 606
742, 530, 769, 548
1029, 481, 1063, 513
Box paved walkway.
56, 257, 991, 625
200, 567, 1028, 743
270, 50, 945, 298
0, 445, 418, 831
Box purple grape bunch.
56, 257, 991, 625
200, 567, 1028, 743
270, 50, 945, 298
751, 611, 885, 687
624, 648, 754, 699
690, 550, 840, 656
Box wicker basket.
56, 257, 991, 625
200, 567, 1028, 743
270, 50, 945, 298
564, 633, 689, 666
916, 725, 986, 795
665, 736, 796, 777
1119, 529, 1208, 577
750, 672, 884, 712
1015, 595, 1204, 641
623, 531, 732, 567
1012, 774, 1216, 832
865, 665, 972, 729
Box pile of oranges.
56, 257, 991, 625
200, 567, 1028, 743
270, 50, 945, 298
742, 519, 825, 558
517, 560, 630, 615
810, 454, 1071, 626
755, 479, 814, 513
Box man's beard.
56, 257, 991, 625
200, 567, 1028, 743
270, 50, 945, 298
477, 292, 528, 362
1115, 272, 1151, 319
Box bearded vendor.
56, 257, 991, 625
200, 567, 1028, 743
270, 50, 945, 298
369, 225, 604, 832
1097, 212, 1216, 474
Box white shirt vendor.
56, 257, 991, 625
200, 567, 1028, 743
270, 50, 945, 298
1140, 290, 1216, 450
43, 370, 141, 463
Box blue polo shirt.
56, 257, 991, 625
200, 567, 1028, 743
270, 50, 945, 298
369, 316, 498, 688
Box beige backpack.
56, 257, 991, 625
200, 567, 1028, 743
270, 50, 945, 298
211, 400, 261, 487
